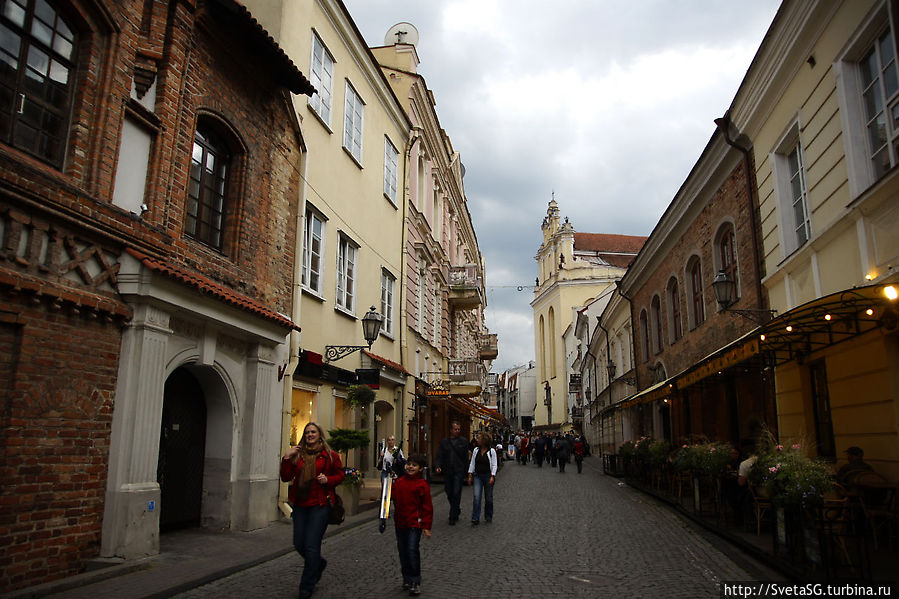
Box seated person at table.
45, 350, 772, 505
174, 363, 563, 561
836, 446, 874, 486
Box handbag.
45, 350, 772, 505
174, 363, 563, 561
327, 491, 345, 525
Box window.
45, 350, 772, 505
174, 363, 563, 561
380, 269, 395, 336
651, 295, 663, 354
786, 144, 811, 249
302, 208, 326, 294
0, 0, 76, 165
639, 309, 649, 363
416, 269, 424, 332
860, 24, 898, 179
343, 82, 363, 162
308, 33, 333, 123
432, 287, 440, 346
809, 360, 835, 458
716, 223, 739, 302
384, 137, 398, 203
687, 257, 705, 328
667, 277, 682, 342
336, 234, 357, 312
186, 126, 231, 249
835, 4, 899, 195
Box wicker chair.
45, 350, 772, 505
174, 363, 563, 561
748, 483, 772, 536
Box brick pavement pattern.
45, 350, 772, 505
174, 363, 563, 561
173, 459, 774, 598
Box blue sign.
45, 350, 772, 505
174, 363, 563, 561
148, 501, 155, 512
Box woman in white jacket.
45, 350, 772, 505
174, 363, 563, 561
467, 433, 498, 525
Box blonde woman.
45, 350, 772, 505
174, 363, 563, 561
280, 422, 345, 599
466, 433, 498, 524
380, 435, 405, 481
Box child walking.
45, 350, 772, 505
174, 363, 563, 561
391, 453, 433, 596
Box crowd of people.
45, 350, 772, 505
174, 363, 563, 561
280, 422, 592, 598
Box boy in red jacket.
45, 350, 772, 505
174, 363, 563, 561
391, 453, 433, 596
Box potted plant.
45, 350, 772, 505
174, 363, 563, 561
345, 384, 375, 409
328, 428, 370, 516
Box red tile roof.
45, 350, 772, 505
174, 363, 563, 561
126, 249, 299, 331
363, 350, 411, 375
573, 233, 647, 254
206, 0, 316, 96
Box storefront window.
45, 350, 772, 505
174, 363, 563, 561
290, 388, 317, 445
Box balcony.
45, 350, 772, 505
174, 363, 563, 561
447, 264, 484, 310
478, 333, 498, 360
447, 358, 486, 396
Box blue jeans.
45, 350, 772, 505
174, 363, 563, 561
395, 527, 423, 584
444, 471, 465, 521
291, 504, 329, 593
471, 473, 494, 522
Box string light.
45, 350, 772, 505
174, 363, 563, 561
786, 325, 793, 332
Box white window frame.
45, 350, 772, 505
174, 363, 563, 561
432, 286, 440, 346
771, 124, 812, 257
309, 33, 334, 125
834, 1, 899, 198
380, 269, 395, 336
416, 268, 425, 333
302, 207, 326, 295
384, 137, 399, 204
336, 234, 358, 313
343, 82, 364, 163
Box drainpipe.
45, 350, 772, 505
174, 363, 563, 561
596, 317, 613, 407
400, 127, 422, 450
715, 112, 766, 311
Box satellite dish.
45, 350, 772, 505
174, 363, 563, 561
384, 22, 419, 47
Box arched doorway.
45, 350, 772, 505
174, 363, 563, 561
158, 367, 207, 531
374, 399, 396, 469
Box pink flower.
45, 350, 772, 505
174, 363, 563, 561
682, 444, 688, 448
792, 444, 801, 450
769, 466, 778, 473
775, 445, 784, 451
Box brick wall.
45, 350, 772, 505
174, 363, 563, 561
631, 158, 764, 385
0, 0, 302, 590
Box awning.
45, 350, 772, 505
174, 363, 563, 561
757, 283, 897, 365
619, 378, 676, 409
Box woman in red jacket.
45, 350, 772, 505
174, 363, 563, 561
280, 422, 345, 599
391, 453, 433, 596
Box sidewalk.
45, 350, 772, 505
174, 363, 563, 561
5, 478, 415, 599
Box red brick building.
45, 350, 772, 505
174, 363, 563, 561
0, 0, 312, 590
615, 128, 776, 448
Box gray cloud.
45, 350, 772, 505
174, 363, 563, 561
344, 0, 781, 372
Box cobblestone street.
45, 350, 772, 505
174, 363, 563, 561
176, 458, 780, 598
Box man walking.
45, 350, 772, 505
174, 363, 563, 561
435, 421, 470, 525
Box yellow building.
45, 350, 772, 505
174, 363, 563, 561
370, 29, 497, 459
243, 0, 411, 485
532, 200, 645, 430
729, 0, 899, 479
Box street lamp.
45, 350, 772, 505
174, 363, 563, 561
712, 270, 776, 324
324, 306, 383, 362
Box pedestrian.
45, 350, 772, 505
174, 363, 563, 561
519, 433, 530, 465
380, 435, 405, 482
434, 421, 470, 525
533, 434, 546, 468
549, 433, 558, 468
467, 433, 498, 525
573, 435, 585, 474
280, 422, 345, 599
556, 434, 570, 473
514, 432, 522, 463
392, 453, 433, 596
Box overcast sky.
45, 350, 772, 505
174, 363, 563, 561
343, 0, 782, 373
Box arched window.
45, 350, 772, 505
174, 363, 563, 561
548, 307, 556, 375
715, 223, 739, 304
186, 122, 234, 249
539, 315, 546, 380
0, 0, 76, 166
667, 277, 682, 342
639, 309, 649, 363
651, 295, 663, 354
687, 256, 705, 328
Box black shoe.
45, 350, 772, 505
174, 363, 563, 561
471, 519, 479, 526
402, 582, 412, 591
299, 591, 312, 599
448, 518, 456, 525
409, 583, 421, 596
485, 519, 492, 524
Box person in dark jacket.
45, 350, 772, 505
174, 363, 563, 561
435, 421, 470, 525
392, 453, 433, 596
280, 422, 345, 599
556, 435, 571, 473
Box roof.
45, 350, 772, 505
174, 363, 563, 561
204, 0, 316, 96
126, 249, 299, 331
573, 233, 648, 254
363, 350, 411, 375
